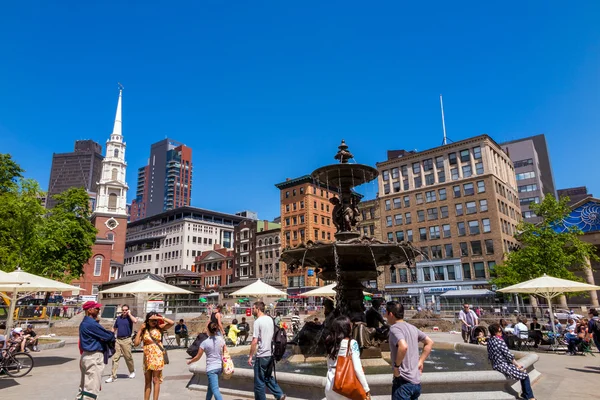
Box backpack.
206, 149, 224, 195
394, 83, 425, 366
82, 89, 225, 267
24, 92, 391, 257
271, 317, 287, 362
591, 318, 600, 336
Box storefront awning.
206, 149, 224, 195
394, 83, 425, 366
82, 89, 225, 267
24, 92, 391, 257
440, 289, 495, 297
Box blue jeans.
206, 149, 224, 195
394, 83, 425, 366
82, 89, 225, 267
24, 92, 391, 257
254, 356, 284, 400
593, 336, 600, 353
520, 375, 534, 399
206, 369, 223, 400
392, 376, 421, 400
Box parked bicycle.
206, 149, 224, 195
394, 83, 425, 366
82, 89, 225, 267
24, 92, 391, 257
0, 341, 34, 377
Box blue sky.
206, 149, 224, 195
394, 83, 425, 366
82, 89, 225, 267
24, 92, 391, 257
1, 1, 599, 221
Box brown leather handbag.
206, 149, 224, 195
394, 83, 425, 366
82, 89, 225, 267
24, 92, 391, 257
333, 339, 369, 400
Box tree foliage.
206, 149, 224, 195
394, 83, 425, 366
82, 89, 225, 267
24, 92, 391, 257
492, 195, 599, 288
0, 154, 97, 280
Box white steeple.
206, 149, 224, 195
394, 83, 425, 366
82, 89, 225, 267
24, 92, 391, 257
94, 86, 129, 216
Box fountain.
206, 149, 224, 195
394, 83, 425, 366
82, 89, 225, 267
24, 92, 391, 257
187, 140, 541, 399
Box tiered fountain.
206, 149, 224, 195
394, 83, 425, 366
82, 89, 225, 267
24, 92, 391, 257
187, 140, 540, 399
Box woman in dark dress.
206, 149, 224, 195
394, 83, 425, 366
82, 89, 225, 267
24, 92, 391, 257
487, 323, 536, 400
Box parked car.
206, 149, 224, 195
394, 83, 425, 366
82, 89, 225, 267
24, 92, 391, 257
545, 309, 583, 321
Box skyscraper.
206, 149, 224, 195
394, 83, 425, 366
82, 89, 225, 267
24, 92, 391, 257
501, 134, 557, 223
130, 138, 193, 221
46, 139, 103, 209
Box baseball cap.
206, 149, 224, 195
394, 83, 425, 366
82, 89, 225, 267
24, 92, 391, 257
82, 301, 102, 310
13, 327, 23, 334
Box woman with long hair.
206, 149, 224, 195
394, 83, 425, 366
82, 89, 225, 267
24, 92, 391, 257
324, 316, 370, 400
487, 323, 536, 400
188, 322, 227, 400
134, 312, 174, 400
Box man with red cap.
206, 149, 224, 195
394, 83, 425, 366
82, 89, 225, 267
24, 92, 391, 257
77, 301, 115, 400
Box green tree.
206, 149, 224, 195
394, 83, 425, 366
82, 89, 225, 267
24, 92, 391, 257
492, 195, 599, 287
36, 187, 97, 280
0, 155, 97, 280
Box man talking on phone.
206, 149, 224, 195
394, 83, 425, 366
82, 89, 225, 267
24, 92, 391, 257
106, 304, 137, 383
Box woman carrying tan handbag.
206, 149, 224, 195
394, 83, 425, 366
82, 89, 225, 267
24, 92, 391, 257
324, 316, 371, 400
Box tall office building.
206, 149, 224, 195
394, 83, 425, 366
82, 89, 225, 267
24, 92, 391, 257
130, 139, 193, 221
46, 139, 104, 209
378, 135, 522, 306
501, 134, 556, 223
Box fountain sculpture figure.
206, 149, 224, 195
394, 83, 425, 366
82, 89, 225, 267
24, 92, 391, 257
280, 140, 424, 356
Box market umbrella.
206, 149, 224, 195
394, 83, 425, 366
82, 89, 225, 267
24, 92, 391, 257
229, 279, 287, 298
300, 283, 373, 298
99, 277, 192, 309
498, 274, 600, 348
0, 269, 83, 332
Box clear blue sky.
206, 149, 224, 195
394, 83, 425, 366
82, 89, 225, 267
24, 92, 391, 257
1, 1, 599, 221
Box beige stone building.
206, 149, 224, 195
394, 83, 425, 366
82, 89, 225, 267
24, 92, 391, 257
377, 135, 521, 307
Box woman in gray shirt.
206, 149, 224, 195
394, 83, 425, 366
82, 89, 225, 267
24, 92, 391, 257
188, 322, 227, 400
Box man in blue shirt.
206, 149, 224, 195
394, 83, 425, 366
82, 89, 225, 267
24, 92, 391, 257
78, 301, 115, 400
106, 304, 137, 383
175, 319, 189, 347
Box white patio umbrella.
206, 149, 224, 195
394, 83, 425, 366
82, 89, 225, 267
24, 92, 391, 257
98, 277, 193, 312
0, 269, 83, 332
498, 274, 600, 348
229, 279, 287, 298
300, 283, 373, 298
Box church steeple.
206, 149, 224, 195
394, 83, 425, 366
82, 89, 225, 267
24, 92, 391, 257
94, 86, 128, 216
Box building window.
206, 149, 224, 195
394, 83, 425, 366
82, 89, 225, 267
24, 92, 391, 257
395, 231, 405, 242
111, 168, 118, 181
405, 212, 412, 224
448, 152, 457, 165
468, 220, 480, 234
477, 181, 485, 193
94, 257, 103, 276
113, 148, 119, 158
423, 268, 431, 281
416, 193, 424, 205
386, 216, 393, 227
485, 239, 494, 254
431, 246, 442, 259
471, 240, 483, 255
474, 262, 486, 278
460, 149, 470, 163
412, 162, 421, 174
442, 224, 451, 238
285, 191, 289, 198
473, 146, 482, 159
518, 184, 538, 193
445, 244, 453, 257
462, 263, 472, 279
387, 232, 394, 241
390, 268, 397, 283
92, 285, 99, 295
451, 168, 459, 181
516, 171, 536, 180
460, 242, 469, 256
419, 228, 427, 241
423, 158, 433, 171
108, 193, 118, 211
514, 159, 534, 168
427, 208, 438, 220
475, 161, 484, 175
462, 165, 472, 178
488, 261, 497, 272
446, 265, 456, 280
399, 268, 408, 283
414, 176, 422, 188
425, 174, 435, 186
425, 191, 436, 203
522, 210, 537, 219
429, 226, 440, 239
455, 204, 464, 216
453, 185, 461, 198
479, 199, 488, 212
482, 218, 491, 233
403, 196, 410, 207
463, 183, 474, 196
406, 229, 413, 242
393, 181, 401, 192
457, 222, 466, 236
395, 214, 403, 225
440, 206, 449, 218
417, 210, 425, 222
438, 170, 446, 183
300, 215, 305, 223
382, 170, 390, 180
438, 188, 447, 201
466, 201, 477, 214
520, 197, 540, 206
385, 184, 391, 194
403, 178, 409, 190
391, 167, 399, 179
300, 187, 304, 194
385, 200, 391, 210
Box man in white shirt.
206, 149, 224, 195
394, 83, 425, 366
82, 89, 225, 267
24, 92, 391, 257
513, 317, 529, 340
248, 301, 286, 400
458, 303, 478, 343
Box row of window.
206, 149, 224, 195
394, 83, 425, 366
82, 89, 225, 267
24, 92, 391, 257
390, 260, 496, 283
518, 184, 538, 193
385, 200, 489, 228
520, 196, 540, 206
385, 217, 493, 243
258, 250, 280, 259
284, 185, 333, 199
384, 181, 487, 212
498, 199, 518, 220
516, 171, 536, 181
257, 237, 279, 246
513, 158, 534, 168
284, 229, 333, 242
284, 200, 332, 214
494, 180, 519, 206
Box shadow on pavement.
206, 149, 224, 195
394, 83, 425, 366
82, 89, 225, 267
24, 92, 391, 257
565, 367, 600, 374
32, 356, 76, 367
0, 377, 20, 389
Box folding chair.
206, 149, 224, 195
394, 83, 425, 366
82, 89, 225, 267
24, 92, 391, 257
578, 341, 596, 357
163, 334, 177, 349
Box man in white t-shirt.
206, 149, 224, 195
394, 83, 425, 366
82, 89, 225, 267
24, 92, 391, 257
459, 303, 479, 343
248, 301, 286, 400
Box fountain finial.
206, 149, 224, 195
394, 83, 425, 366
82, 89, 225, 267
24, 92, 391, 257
334, 140, 354, 164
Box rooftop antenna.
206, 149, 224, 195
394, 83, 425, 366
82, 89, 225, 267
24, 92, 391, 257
440, 94, 449, 145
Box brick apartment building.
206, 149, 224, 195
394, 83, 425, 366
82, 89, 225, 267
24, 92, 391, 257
232, 219, 280, 282
274, 176, 338, 295
194, 244, 234, 291
256, 226, 282, 283
377, 135, 521, 307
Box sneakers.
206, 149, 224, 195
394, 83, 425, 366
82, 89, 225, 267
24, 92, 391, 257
128, 372, 136, 379
105, 377, 116, 383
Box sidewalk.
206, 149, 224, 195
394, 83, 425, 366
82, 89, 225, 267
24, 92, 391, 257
0, 334, 598, 399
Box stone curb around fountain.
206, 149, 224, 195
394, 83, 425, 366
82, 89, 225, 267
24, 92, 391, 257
37, 338, 66, 350
188, 341, 541, 400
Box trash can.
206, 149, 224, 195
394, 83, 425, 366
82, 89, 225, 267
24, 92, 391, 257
246, 308, 252, 317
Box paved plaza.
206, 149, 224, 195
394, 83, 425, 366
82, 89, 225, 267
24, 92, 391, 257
0, 333, 598, 399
